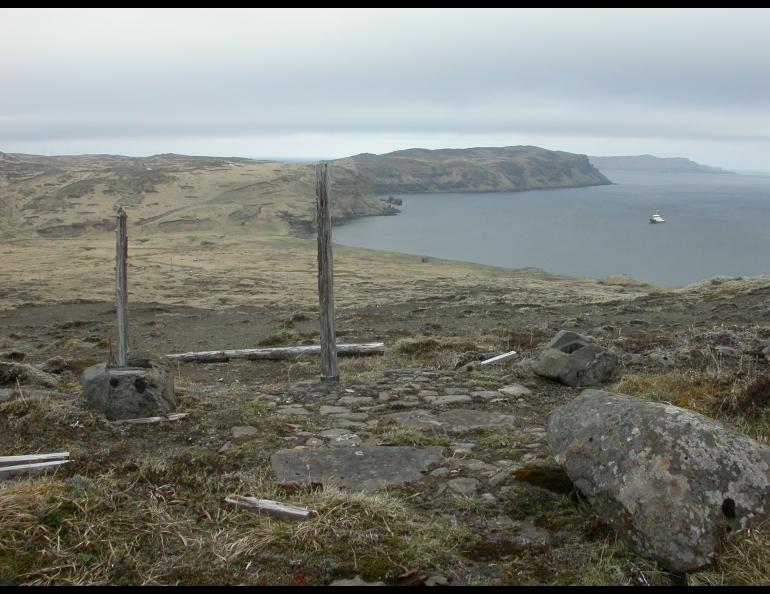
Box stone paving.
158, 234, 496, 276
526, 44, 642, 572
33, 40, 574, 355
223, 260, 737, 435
227, 366, 571, 506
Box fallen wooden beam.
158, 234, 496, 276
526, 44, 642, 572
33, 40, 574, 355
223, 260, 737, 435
479, 350, 518, 366
0, 461, 70, 479
113, 412, 189, 425
0, 452, 69, 467
167, 342, 385, 363
225, 495, 317, 521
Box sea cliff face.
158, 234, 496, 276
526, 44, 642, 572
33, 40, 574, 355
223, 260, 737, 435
334, 146, 611, 194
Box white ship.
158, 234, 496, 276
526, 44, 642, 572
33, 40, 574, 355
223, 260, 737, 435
650, 210, 666, 224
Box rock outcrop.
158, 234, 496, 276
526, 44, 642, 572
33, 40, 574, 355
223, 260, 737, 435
531, 330, 619, 387
547, 389, 770, 571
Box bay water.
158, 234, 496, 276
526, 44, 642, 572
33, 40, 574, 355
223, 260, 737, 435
334, 170, 770, 287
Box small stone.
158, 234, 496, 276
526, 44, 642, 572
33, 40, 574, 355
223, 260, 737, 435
450, 442, 475, 455
328, 433, 362, 448
430, 467, 450, 477
329, 575, 385, 586
498, 384, 532, 397
320, 405, 351, 415
447, 477, 480, 496
305, 438, 324, 448
425, 575, 450, 587
331, 412, 369, 421
426, 394, 472, 407
487, 466, 516, 487
472, 390, 499, 401
418, 389, 439, 398
231, 426, 259, 442
278, 405, 311, 416
338, 396, 374, 406
451, 458, 498, 474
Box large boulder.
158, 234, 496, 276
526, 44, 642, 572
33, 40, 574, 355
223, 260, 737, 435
531, 330, 619, 386
547, 389, 770, 571
80, 355, 175, 420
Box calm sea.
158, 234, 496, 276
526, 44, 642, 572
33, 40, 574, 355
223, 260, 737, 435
334, 170, 770, 287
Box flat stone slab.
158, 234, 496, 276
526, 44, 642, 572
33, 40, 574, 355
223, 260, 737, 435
337, 396, 374, 406
381, 408, 515, 433
426, 395, 473, 407
498, 384, 533, 397
448, 477, 480, 496
320, 405, 351, 415
271, 446, 444, 491
381, 409, 444, 430
231, 425, 259, 442
437, 409, 516, 433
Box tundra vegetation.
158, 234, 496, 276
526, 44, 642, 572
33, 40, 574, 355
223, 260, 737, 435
0, 152, 768, 585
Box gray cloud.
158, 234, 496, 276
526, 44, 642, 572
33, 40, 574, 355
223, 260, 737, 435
1, 8, 769, 169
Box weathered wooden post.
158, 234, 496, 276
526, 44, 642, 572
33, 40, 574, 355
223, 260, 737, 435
115, 207, 128, 367
315, 163, 339, 382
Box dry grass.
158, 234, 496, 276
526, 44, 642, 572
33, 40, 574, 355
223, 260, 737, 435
690, 522, 770, 586
0, 466, 466, 586
614, 370, 770, 443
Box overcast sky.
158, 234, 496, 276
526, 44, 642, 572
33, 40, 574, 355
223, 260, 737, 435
2, 8, 770, 170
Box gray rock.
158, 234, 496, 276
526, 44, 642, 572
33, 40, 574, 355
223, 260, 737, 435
337, 396, 374, 407
271, 446, 444, 491
450, 458, 498, 474
426, 394, 473, 407
547, 389, 770, 571
437, 409, 516, 433
498, 384, 532, 397
471, 390, 499, 401
447, 477, 480, 496
531, 330, 619, 386
320, 405, 351, 415
329, 575, 385, 586
381, 409, 443, 430
81, 360, 175, 421
231, 425, 259, 442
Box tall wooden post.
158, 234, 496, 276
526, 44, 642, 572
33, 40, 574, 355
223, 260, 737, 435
115, 207, 129, 367
315, 163, 339, 382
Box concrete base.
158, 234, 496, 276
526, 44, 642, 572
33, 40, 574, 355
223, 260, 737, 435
81, 357, 175, 421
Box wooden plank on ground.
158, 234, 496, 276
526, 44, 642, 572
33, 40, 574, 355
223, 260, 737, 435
0, 452, 70, 467
167, 342, 385, 363
225, 495, 317, 520
113, 413, 189, 425
0, 460, 69, 479
479, 350, 518, 366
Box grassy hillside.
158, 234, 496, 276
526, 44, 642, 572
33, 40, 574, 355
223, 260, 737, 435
0, 152, 389, 240
1, 146, 610, 240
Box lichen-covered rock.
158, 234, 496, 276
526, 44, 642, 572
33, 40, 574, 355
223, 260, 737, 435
80, 357, 175, 420
531, 330, 619, 386
547, 389, 770, 571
